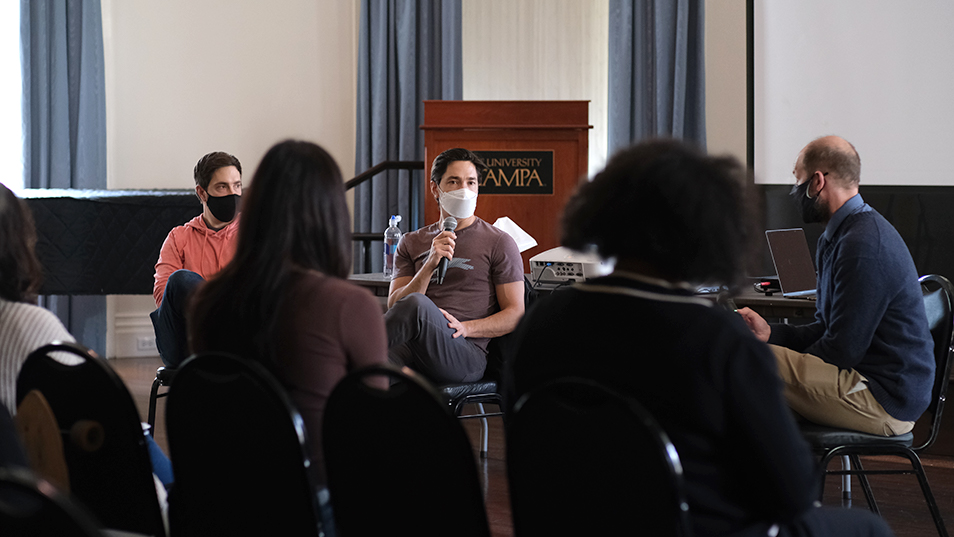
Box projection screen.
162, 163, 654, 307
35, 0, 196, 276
753, 1, 954, 185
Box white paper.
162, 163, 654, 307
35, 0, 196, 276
492, 216, 537, 253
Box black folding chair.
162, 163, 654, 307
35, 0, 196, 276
165, 352, 327, 537
323, 364, 491, 537
507, 377, 692, 537
800, 274, 954, 537
438, 276, 536, 457
15, 342, 164, 536
439, 335, 507, 458
0, 467, 106, 537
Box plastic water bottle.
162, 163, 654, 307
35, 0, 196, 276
383, 215, 402, 278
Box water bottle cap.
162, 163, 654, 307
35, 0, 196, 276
390, 215, 402, 225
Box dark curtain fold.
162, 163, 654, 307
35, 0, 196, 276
21, 0, 107, 355
608, 0, 706, 156
354, 0, 462, 273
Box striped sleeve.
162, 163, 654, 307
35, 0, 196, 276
0, 301, 76, 414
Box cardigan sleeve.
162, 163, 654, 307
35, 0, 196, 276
725, 337, 820, 520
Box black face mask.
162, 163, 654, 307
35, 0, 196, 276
790, 179, 825, 224
205, 192, 240, 223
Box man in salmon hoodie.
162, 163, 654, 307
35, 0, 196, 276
150, 151, 242, 367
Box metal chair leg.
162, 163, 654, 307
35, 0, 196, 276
903, 451, 949, 537
147, 374, 162, 429
850, 455, 879, 515
477, 403, 489, 459
841, 455, 852, 502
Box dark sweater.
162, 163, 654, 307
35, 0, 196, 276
192, 270, 388, 483
769, 194, 934, 421
505, 273, 819, 537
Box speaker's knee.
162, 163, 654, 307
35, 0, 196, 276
390, 292, 429, 315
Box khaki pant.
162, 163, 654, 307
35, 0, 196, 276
770, 344, 914, 436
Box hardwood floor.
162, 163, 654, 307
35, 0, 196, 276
112, 355, 953, 537
823, 456, 954, 537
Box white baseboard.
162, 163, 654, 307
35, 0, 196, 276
112, 311, 157, 359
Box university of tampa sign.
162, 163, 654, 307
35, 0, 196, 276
475, 150, 554, 195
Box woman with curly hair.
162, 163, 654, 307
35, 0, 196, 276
505, 139, 894, 537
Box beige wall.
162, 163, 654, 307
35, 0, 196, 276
462, 0, 609, 178
462, 0, 747, 173
100, 1, 746, 356
100, 0, 744, 192
102, 0, 360, 190
101, 0, 360, 357
705, 0, 747, 165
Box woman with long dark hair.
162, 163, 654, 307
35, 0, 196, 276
188, 140, 387, 483
0, 184, 76, 413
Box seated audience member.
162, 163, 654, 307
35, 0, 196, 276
189, 140, 388, 484
505, 140, 894, 537
738, 136, 933, 437
151, 151, 242, 368
0, 184, 76, 414
0, 184, 173, 488
386, 148, 525, 384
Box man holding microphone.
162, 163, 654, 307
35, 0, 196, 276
385, 148, 525, 384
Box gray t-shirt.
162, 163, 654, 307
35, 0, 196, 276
395, 217, 523, 349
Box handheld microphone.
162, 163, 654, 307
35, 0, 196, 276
436, 216, 458, 284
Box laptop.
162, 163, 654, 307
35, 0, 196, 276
765, 228, 817, 298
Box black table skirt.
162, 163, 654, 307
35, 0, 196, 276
22, 189, 201, 295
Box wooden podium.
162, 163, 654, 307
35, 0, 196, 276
421, 101, 591, 271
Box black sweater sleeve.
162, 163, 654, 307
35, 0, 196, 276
725, 336, 820, 521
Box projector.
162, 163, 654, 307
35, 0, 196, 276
529, 246, 614, 284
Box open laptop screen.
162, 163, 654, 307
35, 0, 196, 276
765, 228, 817, 298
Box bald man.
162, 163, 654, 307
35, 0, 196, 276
739, 136, 934, 437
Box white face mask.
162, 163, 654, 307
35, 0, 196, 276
438, 186, 478, 219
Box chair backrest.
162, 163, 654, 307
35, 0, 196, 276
507, 377, 692, 537
323, 364, 491, 537
485, 275, 537, 380
14, 342, 164, 536
0, 467, 106, 537
165, 352, 322, 537
916, 274, 954, 451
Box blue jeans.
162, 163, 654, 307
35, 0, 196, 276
145, 430, 174, 489
150, 270, 204, 368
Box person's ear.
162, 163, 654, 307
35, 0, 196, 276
814, 171, 828, 194
430, 180, 440, 202
195, 185, 208, 203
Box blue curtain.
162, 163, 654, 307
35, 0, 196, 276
21, 0, 107, 355
608, 0, 706, 156
354, 0, 462, 273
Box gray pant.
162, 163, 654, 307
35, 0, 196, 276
385, 293, 487, 384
